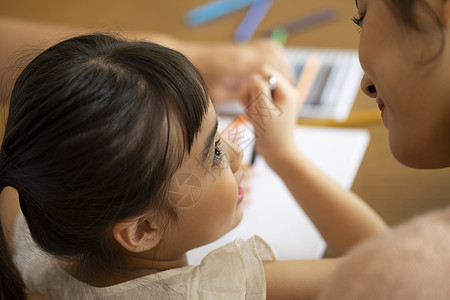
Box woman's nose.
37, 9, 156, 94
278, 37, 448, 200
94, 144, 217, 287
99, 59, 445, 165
361, 74, 377, 98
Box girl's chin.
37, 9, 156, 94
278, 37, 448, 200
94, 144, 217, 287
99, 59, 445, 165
237, 186, 244, 204
230, 207, 244, 230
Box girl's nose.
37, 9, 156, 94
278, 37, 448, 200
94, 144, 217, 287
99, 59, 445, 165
225, 139, 243, 173
361, 74, 377, 98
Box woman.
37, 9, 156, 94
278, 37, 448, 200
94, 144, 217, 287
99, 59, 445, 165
318, 0, 450, 298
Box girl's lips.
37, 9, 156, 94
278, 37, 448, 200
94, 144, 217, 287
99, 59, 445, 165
237, 186, 244, 204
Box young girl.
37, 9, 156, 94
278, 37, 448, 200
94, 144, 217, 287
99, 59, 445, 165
318, 0, 450, 299
0, 34, 386, 299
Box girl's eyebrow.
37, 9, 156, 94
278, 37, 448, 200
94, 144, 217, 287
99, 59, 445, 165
201, 119, 219, 165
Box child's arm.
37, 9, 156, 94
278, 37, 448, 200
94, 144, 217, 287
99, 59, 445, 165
266, 143, 387, 256
241, 66, 388, 299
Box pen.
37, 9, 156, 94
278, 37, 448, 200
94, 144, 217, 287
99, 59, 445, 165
250, 76, 277, 165
270, 27, 288, 45
261, 6, 338, 37
234, 0, 273, 42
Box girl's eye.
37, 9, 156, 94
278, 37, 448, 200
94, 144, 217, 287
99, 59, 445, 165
352, 14, 365, 28
212, 138, 224, 167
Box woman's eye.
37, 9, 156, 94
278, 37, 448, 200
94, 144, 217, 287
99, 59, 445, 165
352, 14, 365, 28
212, 138, 223, 167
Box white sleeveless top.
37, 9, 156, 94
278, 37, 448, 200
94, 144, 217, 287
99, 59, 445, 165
13, 214, 276, 299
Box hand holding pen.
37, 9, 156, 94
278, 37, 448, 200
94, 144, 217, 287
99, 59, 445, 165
249, 75, 276, 165
240, 65, 301, 168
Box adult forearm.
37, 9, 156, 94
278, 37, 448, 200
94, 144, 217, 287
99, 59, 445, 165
0, 17, 192, 103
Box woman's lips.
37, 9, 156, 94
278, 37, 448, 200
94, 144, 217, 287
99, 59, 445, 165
376, 98, 385, 115
376, 97, 388, 127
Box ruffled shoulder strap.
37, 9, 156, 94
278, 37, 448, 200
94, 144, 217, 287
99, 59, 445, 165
188, 235, 276, 299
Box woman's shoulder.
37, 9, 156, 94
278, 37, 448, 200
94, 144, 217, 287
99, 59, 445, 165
318, 206, 450, 300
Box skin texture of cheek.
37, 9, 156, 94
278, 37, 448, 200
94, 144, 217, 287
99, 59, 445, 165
176, 172, 242, 249
205, 173, 241, 229
386, 62, 450, 168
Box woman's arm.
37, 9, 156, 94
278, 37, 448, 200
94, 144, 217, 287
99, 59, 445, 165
0, 17, 85, 104
0, 16, 292, 104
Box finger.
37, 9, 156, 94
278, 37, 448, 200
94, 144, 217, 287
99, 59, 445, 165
252, 38, 294, 82
248, 73, 273, 110
261, 64, 291, 89
259, 64, 299, 106
240, 72, 270, 108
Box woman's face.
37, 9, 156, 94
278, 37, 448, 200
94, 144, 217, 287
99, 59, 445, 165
356, 0, 450, 168
162, 101, 245, 255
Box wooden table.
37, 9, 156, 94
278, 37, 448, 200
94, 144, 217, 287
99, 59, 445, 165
2, 0, 449, 226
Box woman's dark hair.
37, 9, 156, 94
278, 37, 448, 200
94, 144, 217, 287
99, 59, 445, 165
386, 0, 445, 59
0, 34, 209, 299
387, 0, 445, 30
387, 0, 427, 29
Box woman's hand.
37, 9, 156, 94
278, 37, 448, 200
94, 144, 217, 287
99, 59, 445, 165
240, 65, 301, 168
185, 39, 293, 103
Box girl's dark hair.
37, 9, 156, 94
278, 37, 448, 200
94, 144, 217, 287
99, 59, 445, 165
0, 34, 209, 299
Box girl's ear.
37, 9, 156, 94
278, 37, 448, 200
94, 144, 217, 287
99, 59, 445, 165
112, 216, 163, 253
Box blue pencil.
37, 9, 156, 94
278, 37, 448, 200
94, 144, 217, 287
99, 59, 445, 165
185, 0, 265, 26
234, 0, 273, 42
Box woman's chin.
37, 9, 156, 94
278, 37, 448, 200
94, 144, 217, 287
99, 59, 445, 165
390, 140, 443, 169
